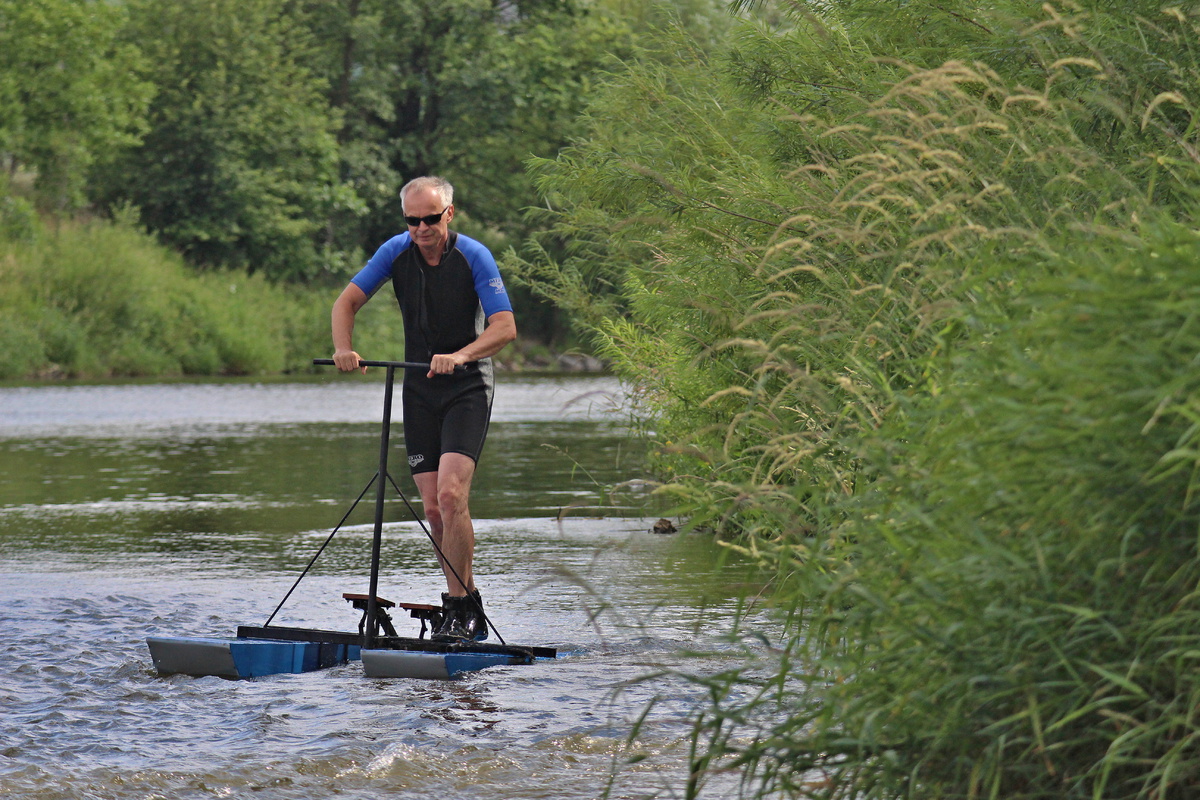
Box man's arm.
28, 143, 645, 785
332, 283, 371, 373
428, 311, 517, 376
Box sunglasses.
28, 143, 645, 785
404, 206, 449, 227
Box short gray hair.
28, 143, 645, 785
400, 176, 454, 211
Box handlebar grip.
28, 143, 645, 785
313, 358, 469, 372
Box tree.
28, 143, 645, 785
89, 0, 352, 280
285, 0, 641, 342
297, 0, 636, 249
0, 0, 151, 211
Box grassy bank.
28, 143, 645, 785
682, 216, 1200, 799
0, 213, 566, 382
1, 215, 321, 379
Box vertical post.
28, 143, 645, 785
364, 364, 396, 649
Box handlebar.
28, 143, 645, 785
313, 358, 431, 369
312, 358, 470, 372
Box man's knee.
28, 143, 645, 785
424, 505, 444, 531
437, 484, 469, 518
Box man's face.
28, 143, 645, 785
404, 187, 453, 251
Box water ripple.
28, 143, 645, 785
0, 380, 766, 800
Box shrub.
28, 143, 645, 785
0, 217, 348, 380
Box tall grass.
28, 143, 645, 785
687, 220, 1200, 799
512, 3, 1200, 797
0, 215, 402, 381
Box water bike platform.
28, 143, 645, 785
147, 595, 557, 680
144, 360, 557, 681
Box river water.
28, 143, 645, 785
0, 374, 771, 800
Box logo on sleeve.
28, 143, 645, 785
489, 277, 506, 294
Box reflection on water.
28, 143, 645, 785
0, 376, 770, 800
0, 419, 646, 571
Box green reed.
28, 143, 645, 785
692, 220, 1200, 799
691, 12, 1200, 800
512, 3, 1200, 797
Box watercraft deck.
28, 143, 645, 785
236, 624, 556, 660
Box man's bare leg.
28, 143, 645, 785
413, 452, 477, 597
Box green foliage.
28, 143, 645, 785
0, 186, 39, 245
513, 1, 1200, 797
294, 0, 639, 262
89, 0, 350, 281
271, 0, 652, 343
0, 0, 152, 211
515, 0, 1200, 527
703, 220, 1200, 799
1, 0, 742, 344
504, 14, 793, 385
0, 219, 342, 379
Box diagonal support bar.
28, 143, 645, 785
264, 473, 378, 628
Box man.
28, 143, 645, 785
331, 176, 516, 641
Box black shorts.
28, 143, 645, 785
401, 364, 494, 475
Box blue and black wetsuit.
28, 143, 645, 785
351, 231, 512, 475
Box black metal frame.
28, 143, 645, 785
252, 359, 553, 661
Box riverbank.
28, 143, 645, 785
0, 217, 602, 383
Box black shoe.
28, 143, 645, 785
463, 590, 488, 642
431, 593, 471, 642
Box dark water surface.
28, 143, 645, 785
0, 375, 770, 800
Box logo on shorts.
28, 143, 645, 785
408, 454, 425, 468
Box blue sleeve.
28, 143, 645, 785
457, 234, 514, 318
350, 233, 412, 296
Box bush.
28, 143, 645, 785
0, 217, 345, 380
0, 316, 47, 380
0, 193, 40, 244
